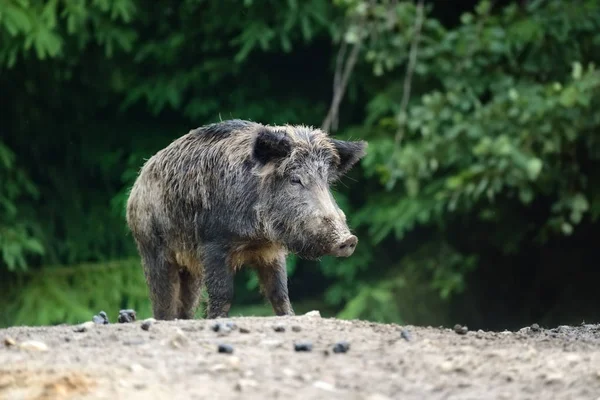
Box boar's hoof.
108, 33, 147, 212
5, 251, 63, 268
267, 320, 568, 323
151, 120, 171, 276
331, 235, 358, 257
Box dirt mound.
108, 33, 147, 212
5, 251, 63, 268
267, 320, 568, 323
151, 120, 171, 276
2, 313, 600, 399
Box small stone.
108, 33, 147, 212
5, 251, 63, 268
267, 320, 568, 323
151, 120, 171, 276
18, 340, 48, 352
212, 322, 231, 335
294, 342, 313, 352
118, 309, 136, 323
299, 373, 313, 382
218, 344, 234, 354
225, 321, 237, 330
530, 323, 540, 332
273, 324, 285, 332
239, 327, 250, 334
128, 363, 145, 373
234, 378, 258, 391
169, 328, 189, 349
313, 380, 336, 392
92, 311, 109, 325
74, 321, 95, 332
545, 372, 564, 384
227, 356, 241, 369
365, 395, 392, 400
260, 339, 283, 348
400, 329, 411, 341
304, 310, 321, 317
141, 320, 152, 331
219, 328, 232, 336
453, 324, 468, 335
291, 325, 302, 332
210, 364, 227, 372
3, 337, 16, 347
440, 361, 454, 372
332, 341, 350, 353
565, 353, 581, 364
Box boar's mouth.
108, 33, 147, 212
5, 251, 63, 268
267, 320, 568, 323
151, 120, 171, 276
283, 233, 358, 260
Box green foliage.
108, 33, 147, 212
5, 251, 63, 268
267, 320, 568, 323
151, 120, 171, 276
323, 0, 600, 322
0, 0, 137, 66
0, 141, 44, 271
0, 258, 150, 327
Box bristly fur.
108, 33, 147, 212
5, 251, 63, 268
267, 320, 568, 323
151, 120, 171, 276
126, 119, 367, 321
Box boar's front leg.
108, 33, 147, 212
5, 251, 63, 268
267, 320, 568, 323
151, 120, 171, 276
255, 254, 294, 316
203, 246, 235, 319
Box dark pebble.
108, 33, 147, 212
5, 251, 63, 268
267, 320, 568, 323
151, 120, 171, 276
273, 324, 285, 332
141, 321, 152, 331
212, 323, 232, 335
291, 326, 302, 332
454, 324, 468, 335
218, 344, 234, 354
294, 342, 313, 352
239, 327, 250, 334
531, 323, 541, 332
332, 341, 350, 353
400, 329, 411, 341
118, 309, 136, 323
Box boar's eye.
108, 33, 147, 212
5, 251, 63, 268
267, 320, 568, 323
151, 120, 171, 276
290, 176, 302, 186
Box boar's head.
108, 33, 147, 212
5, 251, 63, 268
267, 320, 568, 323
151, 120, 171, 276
252, 125, 367, 260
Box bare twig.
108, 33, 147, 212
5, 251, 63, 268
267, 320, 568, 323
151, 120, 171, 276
322, 0, 376, 133
394, 0, 425, 147
322, 39, 363, 132
333, 39, 348, 98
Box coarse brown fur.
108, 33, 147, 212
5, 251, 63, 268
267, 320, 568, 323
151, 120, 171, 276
126, 119, 366, 320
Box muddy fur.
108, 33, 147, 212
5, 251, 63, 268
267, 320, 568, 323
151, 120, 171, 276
126, 119, 367, 319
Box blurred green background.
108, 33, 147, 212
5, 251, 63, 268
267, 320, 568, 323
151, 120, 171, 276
1, 0, 600, 330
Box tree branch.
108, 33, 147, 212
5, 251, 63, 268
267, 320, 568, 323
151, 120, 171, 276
322, 38, 362, 133
394, 0, 425, 147
321, 0, 375, 133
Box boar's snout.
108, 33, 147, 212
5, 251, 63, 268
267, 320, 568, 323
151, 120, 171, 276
330, 235, 358, 257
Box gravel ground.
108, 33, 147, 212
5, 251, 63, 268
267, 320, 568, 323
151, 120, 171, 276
2, 312, 600, 400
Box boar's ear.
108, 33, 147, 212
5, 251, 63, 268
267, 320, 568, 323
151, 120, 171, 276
253, 128, 293, 165
330, 139, 367, 180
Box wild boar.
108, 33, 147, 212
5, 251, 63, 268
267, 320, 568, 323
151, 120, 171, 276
126, 119, 366, 320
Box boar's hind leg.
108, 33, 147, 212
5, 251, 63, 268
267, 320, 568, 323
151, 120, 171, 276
178, 268, 203, 319
139, 246, 180, 320
255, 254, 294, 316
203, 247, 235, 319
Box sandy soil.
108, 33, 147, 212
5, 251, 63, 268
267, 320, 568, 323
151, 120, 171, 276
1, 312, 600, 400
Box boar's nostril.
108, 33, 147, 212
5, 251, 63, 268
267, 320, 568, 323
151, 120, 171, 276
334, 235, 358, 257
